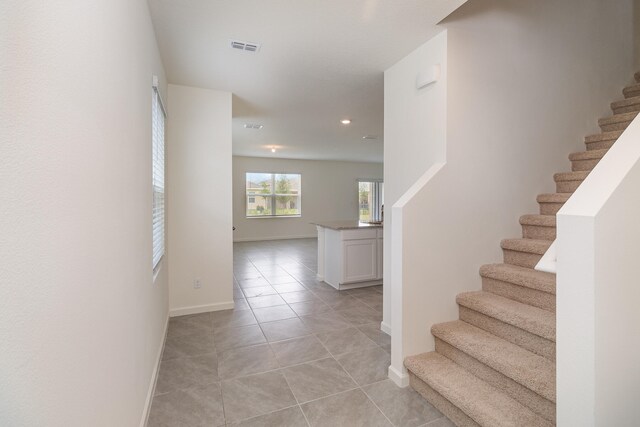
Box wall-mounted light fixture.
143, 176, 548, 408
416, 64, 441, 90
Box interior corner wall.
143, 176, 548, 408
0, 0, 169, 425
232, 156, 383, 242
167, 84, 233, 316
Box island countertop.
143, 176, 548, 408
312, 220, 383, 230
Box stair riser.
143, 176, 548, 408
459, 307, 556, 360
600, 120, 632, 132
585, 139, 616, 151
538, 201, 564, 216
435, 338, 556, 423
624, 88, 640, 98
503, 249, 543, 269
612, 103, 640, 114
556, 180, 582, 193
408, 373, 480, 427
571, 158, 600, 172
522, 224, 556, 240
482, 277, 555, 313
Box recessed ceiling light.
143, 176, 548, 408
271, 147, 276, 153
340, 119, 351, 125
244, 123, 263, 129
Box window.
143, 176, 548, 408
246, 173, 301, 217
358, 180, 383, 222
152, 78, 166, 269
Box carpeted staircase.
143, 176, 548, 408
403, 71, 640, 427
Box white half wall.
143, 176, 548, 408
232, 156, 383, 242
385, 0, 636, 384
383, 29, 449, 341
0, 0, 169, 425
167, 85, 233, 315
557, 115, 640, 426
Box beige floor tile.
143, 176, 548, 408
315, 327, 378, 357
167, 313, 212, 339
336, 346, 390, 386
301, 389, 391, 427
253, 305, 297, 323
213, 324, 266, 352
155, 353, 218, 395
211, 309, 257, 330
272, 282, 306, 293
221, 371, 297, 423
269, 335, 330, 367
242, 286, 277, 298
247, 294, 287, 309
299, 313, 351, 334
281, 357, 357, 403
162, 332, 215, 360
260, 317, 311, 342
289, 300, 333, 317
363, 379, 443, 427
217, 343, 279, 379
148, 382, 225, 427
227, 406, 307, 426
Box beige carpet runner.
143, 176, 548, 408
403, 71, 640, 427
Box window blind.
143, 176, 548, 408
152, 83, 166, 269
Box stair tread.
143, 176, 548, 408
501, 238, 552, 254
480, 263, 555, 295
457, 291, 556, 341
568, 148, 608, 161
598, 111, 638, 125
553, 170, 589, 181
611, 95, 640, 109
584, 130, 623, 143
536, 192, 571, 203
623, 83, 640, 95
431, 320, 556, 402
405, 352, 553, 427
519, 214, 556, 227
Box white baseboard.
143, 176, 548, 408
169, 301, 235, 317
140, 315, 169, 427
233, 234, 316, 243
388, 365, 409, 388
380, 321, 392, 336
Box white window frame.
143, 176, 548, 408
357, 179, 384, 223
245, 172, 302, 218
152, 76, 166, 270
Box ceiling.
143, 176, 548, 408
148, 0, 466, 163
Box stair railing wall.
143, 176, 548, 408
556, 115, 640, 425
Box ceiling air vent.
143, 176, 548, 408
362, 135, 378, 141
230, 40, 261, 53
244, 123, 264, 129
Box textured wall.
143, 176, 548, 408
0, 0, 169, 425
167, 84, 234, 316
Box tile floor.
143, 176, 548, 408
148, 238, 453, 427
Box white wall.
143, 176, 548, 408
167, 84, 234, 316
557, 115, 640, 426
232, 156, 383, 242
383, 30, 448, 336
385, 0, 635, 385
0, 1, 169, 425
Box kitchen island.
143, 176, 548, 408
313, 221, 383, 290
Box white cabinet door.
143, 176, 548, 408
342, 239, 377, 283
